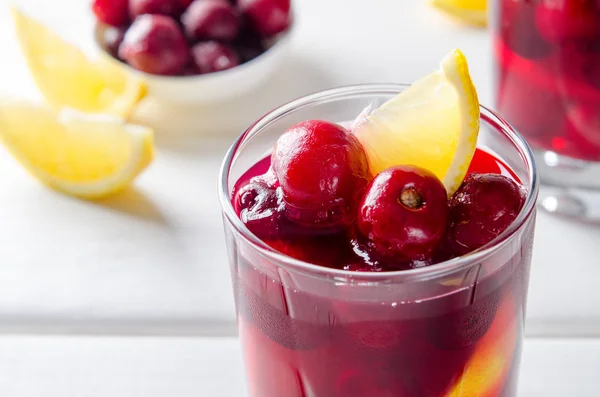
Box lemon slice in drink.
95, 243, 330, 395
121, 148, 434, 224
0, 102, 154, 199
431, 0, 487, 27
352, 49, 480, 196
11, 7, 145, 118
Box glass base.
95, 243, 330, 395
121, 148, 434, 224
535, 149, 600, 223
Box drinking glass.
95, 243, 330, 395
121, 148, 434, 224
219, 85, 539, 397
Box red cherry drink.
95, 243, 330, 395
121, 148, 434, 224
493, 0, 600, 161
220, 85, 537, 397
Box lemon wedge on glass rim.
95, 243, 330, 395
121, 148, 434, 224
11, 6, 145, 119
352, 49, 480, 196
0, 101, 154, 199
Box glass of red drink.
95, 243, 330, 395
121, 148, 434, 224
219, 85, 538, 397
492, 0, 600, 220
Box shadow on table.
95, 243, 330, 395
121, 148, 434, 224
131, 55, 333, 154
96, 187, 168, 225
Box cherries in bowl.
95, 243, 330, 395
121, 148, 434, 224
92, 0, 294, 102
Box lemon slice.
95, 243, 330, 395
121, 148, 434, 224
352, 49, 480, 196
431, 0, 487, 27
11, 7, 145, 118
0, 101, 154, 199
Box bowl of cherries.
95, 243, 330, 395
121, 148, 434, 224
92, 0, 294, 102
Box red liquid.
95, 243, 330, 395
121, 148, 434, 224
232, 148, 530, 397
494, 0, 600, 161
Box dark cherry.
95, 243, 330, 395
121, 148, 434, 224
92, 0, 130, 27
271, 120, 370, 230
357, 165, 448, 264
447, 173, 526, 256
119, 15, 190, 76
535, 0, 600, 43
234, 176, 285, 240
555, 41, 600, 91
234, 23, 266, 62
191, 41, 240, 73
238, 0, 291, 37
101, 26, 127, 58
501, 0, 552, 59
182, 0, 240, 41
129, 0, 193, 19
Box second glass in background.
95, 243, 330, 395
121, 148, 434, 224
492, 0, 600, 220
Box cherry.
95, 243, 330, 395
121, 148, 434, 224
555, 41, 600, 91
92, 0, 129, 27
271, 120, 370, 231
357, 166, 448, 265
129, 0, 193, 19
238, 0, 291, 37
119, 15, 189, 76
535, 0, 600, 43
500, 0, 552, 59
447, 173, 526, 256
234, 176, 285, 240
234, 23, 266, 62
101, 26, 127, 58
182, 0, 240, 41
191, 41, 240, 73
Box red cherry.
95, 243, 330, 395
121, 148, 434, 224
234, 176, 286, 240
234, 23, 266, 62
535, 0, 600, 43
272, 120, 371, 230
357, 165, 448, 265
191, 41, 240, 73
500, 0, 552, 59
100, 26, 127, 58
129, 0, 193, 19
92, 0, 130, 27
447, 173, 526, 256
182, 0, 240, 41
119, 15, 190, 76
238, 0, 291, 37
555, 41, 600, 92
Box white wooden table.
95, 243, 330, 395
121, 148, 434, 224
0, 0, 598, 395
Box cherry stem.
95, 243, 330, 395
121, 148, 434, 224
399, 187, 423, 209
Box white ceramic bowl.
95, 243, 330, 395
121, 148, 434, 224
93, 22, 293, 103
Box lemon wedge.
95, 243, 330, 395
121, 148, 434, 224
11, 7, 145, 118
352, 49, 480, 196
0, 102, 154, 199
431, 0, 487, 27
445, 294, 517, 397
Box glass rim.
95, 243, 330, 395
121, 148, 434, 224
218, 83, 539, 282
